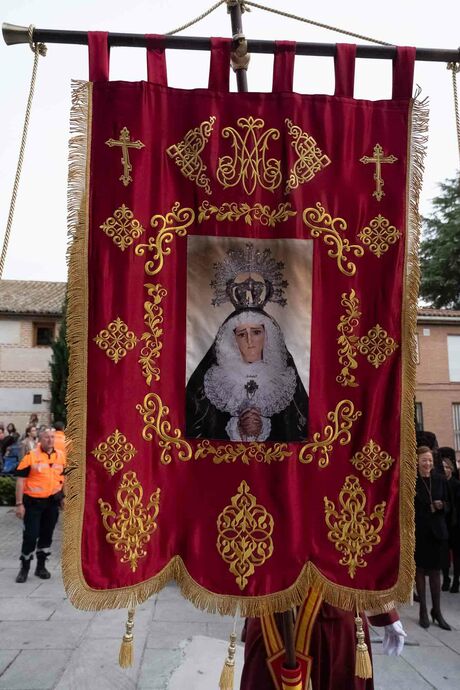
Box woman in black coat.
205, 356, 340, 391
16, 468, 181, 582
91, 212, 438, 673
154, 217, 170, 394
415, 446, 451, 629
440, 455, 460, 593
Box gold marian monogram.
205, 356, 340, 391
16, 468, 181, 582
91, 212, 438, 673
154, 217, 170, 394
198, 200, 296, 227
299, 400, 362, 468
303, 203, 364, 277
350, 440, 395, 483
358, 214, 401, 257
324, 474, 386, 578
359, 144, 397, 201
217, 116, 282, 195
94, 317, 138, 364
166, 116, 216, 195
285, 118, 331, 193
139, 283, 167, 385
195, 440, 292, 464
91, 429, 138, 476
217, 480, 274, 590
100, 204, 145, 251
136, 392, 192, 464
105, 127, 145, 187
98, 471, 160, 572
336, 290, 398, 386
135, 202, 195, 276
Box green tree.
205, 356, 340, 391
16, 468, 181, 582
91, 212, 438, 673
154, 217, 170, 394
419, 172, 460, 308
50, 300, 68, 425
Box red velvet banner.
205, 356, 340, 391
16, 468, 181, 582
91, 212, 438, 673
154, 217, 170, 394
64, 35, 426, 615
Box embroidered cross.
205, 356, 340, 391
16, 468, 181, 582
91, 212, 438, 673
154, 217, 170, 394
105, 127, 145, 187
359, 144, 397, 201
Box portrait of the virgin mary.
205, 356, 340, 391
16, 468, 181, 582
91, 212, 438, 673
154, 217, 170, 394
185, 243, 309, 442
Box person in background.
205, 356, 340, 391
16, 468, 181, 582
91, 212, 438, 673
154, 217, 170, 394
19, 425, 38, 460
28, 413, 39, 428
1, 423, 19, 458
440, 454, 460, 593
415, 446, 451, 629
14, 428, 66, 583
53, 421, 66, 458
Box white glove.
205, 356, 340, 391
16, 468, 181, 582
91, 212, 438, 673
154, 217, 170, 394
382, 620, 407, 656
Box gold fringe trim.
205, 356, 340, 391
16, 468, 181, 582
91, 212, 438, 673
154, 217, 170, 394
62, 82, 428, 618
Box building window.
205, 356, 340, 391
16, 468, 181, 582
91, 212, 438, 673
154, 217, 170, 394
447, 335, 460, 381
453, 404, 460, 451
415, 402, 424, 432
34, 323, 55, 346
33, 394, 42, 405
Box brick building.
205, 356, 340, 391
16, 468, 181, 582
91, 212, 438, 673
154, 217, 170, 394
416, 307, 460, 452
0, 280, 66, 432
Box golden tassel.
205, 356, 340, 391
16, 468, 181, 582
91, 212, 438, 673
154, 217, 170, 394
219, 631, 237, 690
119, 608, 135, 668
354, 613, 372, 679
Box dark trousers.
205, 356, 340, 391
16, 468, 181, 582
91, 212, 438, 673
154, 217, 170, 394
21, 495, 59, 560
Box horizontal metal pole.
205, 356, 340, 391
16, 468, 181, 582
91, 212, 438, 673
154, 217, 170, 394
3, 23, 460, 63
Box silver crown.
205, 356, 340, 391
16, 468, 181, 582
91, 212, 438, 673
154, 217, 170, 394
210, 243, 288, 309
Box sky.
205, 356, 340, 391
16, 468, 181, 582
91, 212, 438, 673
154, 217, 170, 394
0, 0, 459, 281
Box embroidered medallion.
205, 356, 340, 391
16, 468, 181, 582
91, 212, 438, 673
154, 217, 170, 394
166, 116, 216, 195
324, 475, 386, 578
100, 204, 145, 251
302, 203, 364, 277
139, 283, 167, 385
350, 440, 395, 483
358, 214, 401, 257
217, 480, 274, 590
217, 116, 282, 195
98, 471, 160, 572
359, 143, 397, 201
285, 118, 331, 193
105, 127, 145, 187
94, 317, 138, 363
135, 203, 195, 276
91, 429, 138, 476
356, 325, 398, 368
299, 400, 362, 468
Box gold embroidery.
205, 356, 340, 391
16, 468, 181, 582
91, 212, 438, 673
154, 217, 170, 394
357, 325, 399, 368
336, 289, 361, 388
166, 116, 216, 195
135, 202, 195, 276
98, 471, 160, 572
359, 144, 397, 201
105, 127, 145, 187
217, 480, 274, 590
94, 317, 138, 363
285, 119, 331, 193
299, 400, 362, 468
139, 283, 167, 384
302, 203, 364, 277
217, 116, 282, 195
136, 392, 192, 464
195, 440, 292, 464
358, 214, 401, 257
91, 429, 138, 476
100, 204, 145, 251
350, 440, 395, 483
198, 200, 296, 227
324, 475, 386, 578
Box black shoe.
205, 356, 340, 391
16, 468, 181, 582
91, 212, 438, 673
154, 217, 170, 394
442, 576, 451, 592
430, 608, 451, 630
450, 579, 459, 594
35, 553, 51, 579
419, 610, 430, 628
15, 557, 30, 583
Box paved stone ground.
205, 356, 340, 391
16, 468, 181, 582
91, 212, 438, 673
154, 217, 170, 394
0, 506, 459, 689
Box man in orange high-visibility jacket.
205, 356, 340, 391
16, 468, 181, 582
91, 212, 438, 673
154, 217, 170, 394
14, 428, 66, 583
52, 421, 67, 459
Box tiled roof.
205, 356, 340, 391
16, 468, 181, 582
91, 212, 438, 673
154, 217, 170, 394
0, 281, 66, 316
417, 307, 460, 318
